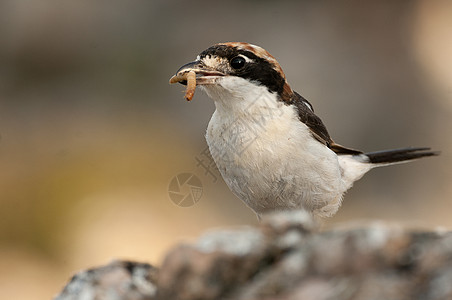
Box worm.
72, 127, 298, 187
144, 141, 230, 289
184, 70, 196, 101
169, 70, 197, 101
169, 74, 185, 84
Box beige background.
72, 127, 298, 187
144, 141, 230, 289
0, 1, 451, 298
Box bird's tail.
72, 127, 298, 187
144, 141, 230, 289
338, 147, 439, 190
364, 147, 439, 166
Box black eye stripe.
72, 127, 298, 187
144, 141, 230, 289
199, 45, 286, 96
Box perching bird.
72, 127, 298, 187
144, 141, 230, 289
169, 42, 438, 219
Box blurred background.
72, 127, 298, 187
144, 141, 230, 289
0, 0, 451, 298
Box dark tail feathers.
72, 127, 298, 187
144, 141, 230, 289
365, 147, 439, 165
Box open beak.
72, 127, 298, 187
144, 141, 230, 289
169, 60, 224, 86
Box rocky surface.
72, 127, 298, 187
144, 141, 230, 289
55, 260, 158, 300
55, 211, 452, 300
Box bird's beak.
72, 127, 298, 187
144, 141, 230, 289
169, 60, 224, 86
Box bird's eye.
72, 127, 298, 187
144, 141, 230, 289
230, 56, 246, 69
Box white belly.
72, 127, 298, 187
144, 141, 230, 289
206, 101, 346, 218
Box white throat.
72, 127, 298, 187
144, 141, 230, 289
201, 76, 280, 114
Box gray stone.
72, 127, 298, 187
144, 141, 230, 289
55, 212, 452, 300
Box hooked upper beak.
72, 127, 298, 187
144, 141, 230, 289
169, 60, 225, 86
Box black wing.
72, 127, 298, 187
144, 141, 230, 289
290, 92, 362, 155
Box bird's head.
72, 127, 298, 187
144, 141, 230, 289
170, 42, 294, 106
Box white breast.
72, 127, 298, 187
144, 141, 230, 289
202, 77, 346, 218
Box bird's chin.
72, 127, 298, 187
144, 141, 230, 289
196, 75, 224, 86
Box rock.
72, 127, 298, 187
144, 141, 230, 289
55, 260, 158, 300
55, 211, 452, 300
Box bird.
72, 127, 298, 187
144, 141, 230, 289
169, 42, 438, 220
